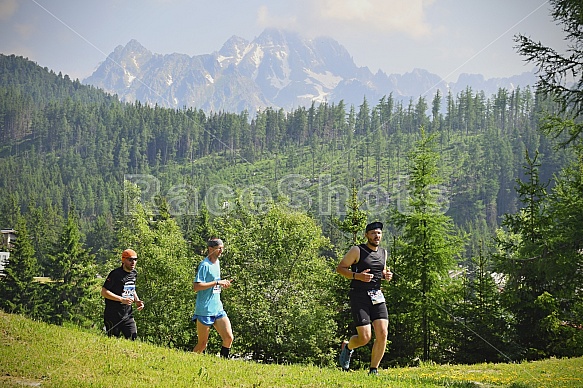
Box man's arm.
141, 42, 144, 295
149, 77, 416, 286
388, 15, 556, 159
134, 292, 144, 310
336, 246, 374, 282
336, 246, 363, 281
101, 287, 132, 305
193, 280, 219, 292
382, 248, 393, 281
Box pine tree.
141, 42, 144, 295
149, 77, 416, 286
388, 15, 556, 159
189, 203, 214, 256
537, 149, 583, 356
452, 242, 517, 363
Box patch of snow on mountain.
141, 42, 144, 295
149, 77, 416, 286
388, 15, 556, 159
298, 83, 329, 103
166, 75, 173, 86
250, 45, 264, 68
219, 44, 255, 67
269, 49, 291, 89
205, 73, 214, 84
305, 69, 342, 90
270, 75, 291, 89
236, 44, 254, 66
274, 48, 288, 61
217, 54, 232, 67
124, 67, 135, 87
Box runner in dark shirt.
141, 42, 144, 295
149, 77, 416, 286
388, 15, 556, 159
336, 222, 393, 375
101, 249, 144, 340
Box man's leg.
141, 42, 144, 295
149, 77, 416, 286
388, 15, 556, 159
120, 317, 138, 340
339, 324, 372, 370
348, 324, 373, 349
104, 317, 121, 337
193, 319, 212, 353
213, 315, 234, 357
370, 319, 388, 368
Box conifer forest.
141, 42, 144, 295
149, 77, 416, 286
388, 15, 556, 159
1, 0, 582, 367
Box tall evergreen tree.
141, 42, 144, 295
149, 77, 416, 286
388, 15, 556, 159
536, 149, 583, 356
389, 128, 464, 362
45, 211, 99, 326
452, 242, 518, 363
334, 181, 368, 247
493, 150, 552, 359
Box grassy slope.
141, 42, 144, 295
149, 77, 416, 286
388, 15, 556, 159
0, 312, 581, 388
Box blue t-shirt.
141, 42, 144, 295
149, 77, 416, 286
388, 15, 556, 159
194, 257, 223, 316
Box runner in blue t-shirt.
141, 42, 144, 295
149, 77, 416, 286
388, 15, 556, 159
192, 238, 234, 358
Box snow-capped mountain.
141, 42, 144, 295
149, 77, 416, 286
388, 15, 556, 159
83, 28, 536, 113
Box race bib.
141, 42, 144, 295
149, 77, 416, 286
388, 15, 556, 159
212, 281, 221, 294
367, 289, 385, 305
122, 284, 135, 299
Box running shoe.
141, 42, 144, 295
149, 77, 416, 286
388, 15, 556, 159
338, 340, 353, 370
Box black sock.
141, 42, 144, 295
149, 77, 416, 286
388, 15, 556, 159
369, 367, 378, 373
220, 346, 231, 358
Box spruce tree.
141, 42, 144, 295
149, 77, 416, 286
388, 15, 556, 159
389, 128, 464, 362
45, 211, 98, 326
537, 150, 583, 356
493, 150, 551, 359
333, 181, 368, 247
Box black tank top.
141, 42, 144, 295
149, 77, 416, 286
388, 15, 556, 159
350, 244, 387, 291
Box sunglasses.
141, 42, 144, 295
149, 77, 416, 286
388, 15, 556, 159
125, 257, 138, 262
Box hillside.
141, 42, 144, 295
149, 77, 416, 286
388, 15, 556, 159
1, 54, 581, 368
0, 54, 572, 248
1, 312, 582, 387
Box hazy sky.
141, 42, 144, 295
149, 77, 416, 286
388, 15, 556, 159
0, 0, 566, 82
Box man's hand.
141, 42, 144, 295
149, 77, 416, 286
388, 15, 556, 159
358, 269, 374, 282
383, 268, 393, 281
218, 279, 233, 289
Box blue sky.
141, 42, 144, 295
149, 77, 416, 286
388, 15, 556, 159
0, 0, 566, 82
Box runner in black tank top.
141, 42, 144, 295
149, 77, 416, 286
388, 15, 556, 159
350, 243, 387, 291
336, 222, 393, 374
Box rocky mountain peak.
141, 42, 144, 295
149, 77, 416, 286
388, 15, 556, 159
83, 28, 536, 114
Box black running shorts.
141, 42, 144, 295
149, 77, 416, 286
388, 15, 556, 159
104, 315, 137, 340
349, 289, 388, 327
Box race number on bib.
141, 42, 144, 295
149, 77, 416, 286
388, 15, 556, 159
122, 284, 135, 299
367, 289, 385, 305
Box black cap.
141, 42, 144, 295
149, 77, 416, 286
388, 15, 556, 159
207, 238, 224, 247
365, 222, 383, 232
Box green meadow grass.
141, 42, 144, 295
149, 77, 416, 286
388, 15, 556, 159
0, 312, 581, 387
